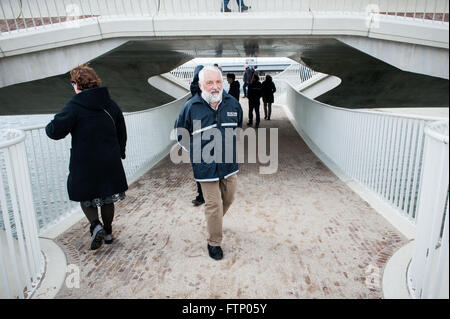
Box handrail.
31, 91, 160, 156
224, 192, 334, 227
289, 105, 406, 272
0, 129, 44, 299
275, 77, 448, 298
278, 72, 447, 122
408, 120, 449, 298
1, 0, 448, 34
275, 77, 447, 223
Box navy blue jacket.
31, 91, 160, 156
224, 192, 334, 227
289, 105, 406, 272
175, 92, 243, 182
46, 87, 128, 201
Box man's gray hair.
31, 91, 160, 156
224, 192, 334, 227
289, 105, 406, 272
198, 65, 223, 85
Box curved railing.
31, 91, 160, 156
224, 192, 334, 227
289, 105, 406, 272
170, 62, 198, 85
274, 62, 320, 88
277, 79, 446, 222
1, 0, 448, 34
0, 129, 44, 299
274, 79, 448, 298
408, 120, 448, 299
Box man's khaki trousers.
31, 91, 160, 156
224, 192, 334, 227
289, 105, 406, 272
200, 174, 237, 246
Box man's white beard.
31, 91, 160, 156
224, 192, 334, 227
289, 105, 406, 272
202, 89, 222, 105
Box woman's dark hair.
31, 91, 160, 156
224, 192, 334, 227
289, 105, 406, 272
252, 74, 260, 82
70, 64, 102, 90
227, 73, 236, 81
265, 75, 272, 82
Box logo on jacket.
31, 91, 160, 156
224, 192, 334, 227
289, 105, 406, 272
227, 112, 238, 117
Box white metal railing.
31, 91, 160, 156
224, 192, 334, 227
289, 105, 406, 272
1, 0, 448, 34
0, 129, 44, 299
276, 79, 449, 298
277, 80, 447, 223
408, 120, 449, 299
170, 62, 198, 85
18, 94, 189, 236
274, 62, 320, 88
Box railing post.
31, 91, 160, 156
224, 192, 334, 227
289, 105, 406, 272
408, 120, 449, 299
0, 129, 44, 299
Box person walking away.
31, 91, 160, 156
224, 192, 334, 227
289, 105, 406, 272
189, 65, 206, 206
227, 73, 240, 101
247, 74, 262, 127
253, 65, 259, 76
175, 66, 243, 260
46, 64, 128, 250
261, 75, 276, 120
242, 64, 254, 98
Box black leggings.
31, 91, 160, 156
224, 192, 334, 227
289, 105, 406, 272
80, 202, 115, 234
264, 102, 272, 119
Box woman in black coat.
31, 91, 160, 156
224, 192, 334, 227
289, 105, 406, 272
261, 75, 276, 120
46, 64, 128, 250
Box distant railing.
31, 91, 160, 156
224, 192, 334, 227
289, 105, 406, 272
170, 62, 198, 84
408, 120, 449, 299
1, 0, 448, 34
275, 63, 320, 88
0, 129, 44, 299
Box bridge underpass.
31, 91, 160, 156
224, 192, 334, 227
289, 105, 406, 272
1, 37, 448, 115
49, 99, 407, 299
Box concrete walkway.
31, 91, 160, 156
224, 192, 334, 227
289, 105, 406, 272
54, 100, 407, 299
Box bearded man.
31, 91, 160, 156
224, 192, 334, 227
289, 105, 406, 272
175, 66, 243, 260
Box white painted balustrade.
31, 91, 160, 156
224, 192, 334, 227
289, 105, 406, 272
275, 63, 320, 88
275, 79, 448, 298
1, 0, 448, 33
278, 80, 447, 222
0, 129, 44, 299
408, 120, 449, 299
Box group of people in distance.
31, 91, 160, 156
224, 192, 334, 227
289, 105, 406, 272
243, 64, 277, 127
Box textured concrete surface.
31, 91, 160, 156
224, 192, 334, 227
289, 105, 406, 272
54, 99, 407, 299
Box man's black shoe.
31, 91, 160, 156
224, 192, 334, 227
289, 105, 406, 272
192, 196, 205, 206
207, 244, 223, 260
220, 6, 232, 12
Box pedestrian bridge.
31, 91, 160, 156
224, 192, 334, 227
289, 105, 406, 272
0, 0, 449, 114
0, 0, 449, 300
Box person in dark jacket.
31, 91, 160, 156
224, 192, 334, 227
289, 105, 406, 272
45, 64, 128, 250
189, 65, 206, 206
247, 74, 262, 127
261, 75, 277, 120
242, 64, 253, 98
175, 66, 243, 260
226, 73, 240, 101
